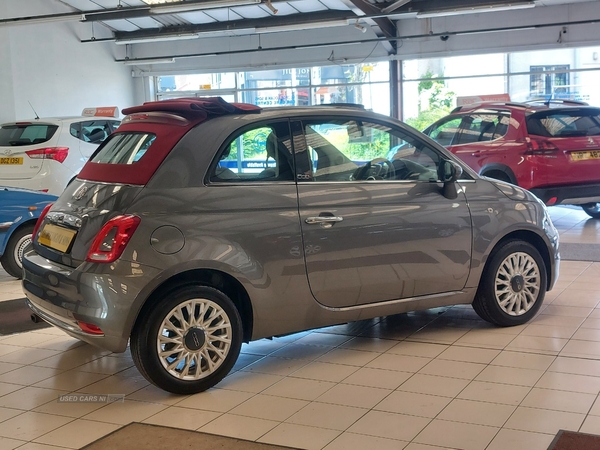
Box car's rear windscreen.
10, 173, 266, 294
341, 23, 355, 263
526, 109, 600, 137
90, 132, 156, 165
0, 124, 58, 146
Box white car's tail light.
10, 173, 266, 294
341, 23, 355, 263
86, 215, 141, 263
25, 147, 69, 163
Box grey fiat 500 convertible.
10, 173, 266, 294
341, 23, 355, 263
22, 98, 559, 394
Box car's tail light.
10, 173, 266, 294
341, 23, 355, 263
25, 147, 69, 163
522, 137, 559, 156
86, 215, 141, 263
32, 203, 53, 242
77, 321, 104, 335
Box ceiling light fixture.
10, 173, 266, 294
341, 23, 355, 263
0, 13, 85, 26
123, 57, 176, 65
149, 0, 261, 14
354, 21, 367, 33
381, 0, 412, 14
115, 33, 200, 44
256, 20, 349, 33
417, 2, 535, 18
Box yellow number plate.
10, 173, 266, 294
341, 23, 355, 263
571, 151, 600, 161
0, 157, 23, 165
38, 224, 77, 253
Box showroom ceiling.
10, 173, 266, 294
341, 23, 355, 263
5, 0, 595, 54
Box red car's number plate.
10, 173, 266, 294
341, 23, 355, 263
571, 150, 600, 161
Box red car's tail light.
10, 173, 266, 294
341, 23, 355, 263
86, 215, 141, 263
32, 203, 53, 242
25, 147, 69, 163
523, 137, 559, 156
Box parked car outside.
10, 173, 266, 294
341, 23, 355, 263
0, 187, 57, 278
423, 101, 600, 217
0, 107, 120, 196
22, 98, 559, 394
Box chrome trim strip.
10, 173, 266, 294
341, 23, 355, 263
25, 298, 104, 337
318, 290, 466, 312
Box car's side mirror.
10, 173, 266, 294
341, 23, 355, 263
439, 160, 463, 199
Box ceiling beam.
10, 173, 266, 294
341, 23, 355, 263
345, 0, 398, 54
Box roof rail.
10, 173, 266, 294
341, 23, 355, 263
524, 98, 589, 107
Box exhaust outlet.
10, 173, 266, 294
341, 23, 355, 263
30, 314, 41, 323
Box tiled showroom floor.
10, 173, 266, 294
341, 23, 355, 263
0, 206, 599, 450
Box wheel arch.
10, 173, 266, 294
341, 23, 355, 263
131, 268, 254, 343
486, 229, 553, 290
0, 219, 37, 255
479, 164, 518, 185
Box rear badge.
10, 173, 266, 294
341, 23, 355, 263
73, 186, 89, 200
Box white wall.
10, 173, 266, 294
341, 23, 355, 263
0, 0, 137, 123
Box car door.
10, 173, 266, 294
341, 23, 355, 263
292, 117, 472, 309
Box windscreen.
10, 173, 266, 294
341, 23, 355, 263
0, 124, 58, 146
90, 133, 156, 165
526, 109, 600, 137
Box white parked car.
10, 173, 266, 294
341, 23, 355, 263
0, 107, 120, 196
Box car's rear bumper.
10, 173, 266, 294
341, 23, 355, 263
530, 183, 600, 206
21, 250, 160, 353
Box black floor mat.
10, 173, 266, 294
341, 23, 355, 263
0, 298, 50, 335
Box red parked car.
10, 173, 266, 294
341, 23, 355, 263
423, 101, 600, 218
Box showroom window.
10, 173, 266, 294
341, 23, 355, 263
154, 63, 391, 116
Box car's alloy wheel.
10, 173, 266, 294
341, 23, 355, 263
472, 240, 547, 326
493, 252, 540, 316
131, 285, 242, 394
582, 203, 600, 219
0, 224, 34, 279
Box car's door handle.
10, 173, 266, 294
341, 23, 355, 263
471, 150, 482, 157
305, 216, 343, 228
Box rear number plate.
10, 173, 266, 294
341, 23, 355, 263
571, 151, 600, 161
0, 157, 23, 165
38, 224, 77, 253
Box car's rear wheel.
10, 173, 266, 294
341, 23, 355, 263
131, 285, 243, 394
0, 224, 34, 279
472, 240, 546, 326
582, 203, 600, 219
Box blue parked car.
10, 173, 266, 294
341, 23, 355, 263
0, 187, 57, 278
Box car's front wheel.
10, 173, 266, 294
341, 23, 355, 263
131, 285, 243, 394
582, 203, 600, 219
0, 224, 34, 279
472, 240, 546, 327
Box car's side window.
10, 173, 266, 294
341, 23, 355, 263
428, 117, 462, 147
74, 120, 112, 144
456, 112, 510, 145
300, 118, 441, 182
210, 121, 295, 182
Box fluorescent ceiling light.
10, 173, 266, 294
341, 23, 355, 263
149, 0, 261, 14
417, 2, 535, 18
123, 57, 176, 65
115, 33, 200, 44
256, 20, 349, 33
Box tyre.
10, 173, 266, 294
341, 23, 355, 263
472, 240, 546, 327
131, 285, 243, 394
582, 203, 600, 219
0, 224, 34, 279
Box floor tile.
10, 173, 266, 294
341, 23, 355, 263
486, 428, 555, 450
580, 415, 600, 435
243, 356, 310, 376
503, 406, 584, 434
269, 343, 331, 361
0, 387, 67, 411
418, 359, 486, 380
413, 419, 498, 450
490, 351, 556, 371
229, 394, 308, 421
366, 353, 431, 372
0, 411, 72, 441
33, 419, 120, 448
374, 391, 452, 418
436, 346, 500, 364
347, 410, 430, 441
0, 436, 25, 450
317, 349, 380, 367
262, 377, 336, 401
258, 423, 340, 450
286, 402, 368, 430
323, 432, 407, 450
396, 374, 469, 398
284, 361, 358, 383
385, 342, 448, 358
0, 366, 63, 387
535, 371, 600, 394
200, 413, 279, 440
174, 388, 254, 413
32, 369, 107, 391
341, 367, 412, 389
437, 398, 516, 427
339, 337, 398, 353
521, 388, 596, 414
316, 383, 391, 409
142, 406, 221, 430
81, 399, 167, 425
474, 365, 544, 387
457, 381, 530, 405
